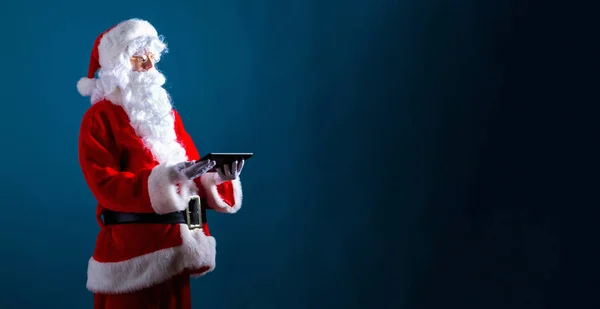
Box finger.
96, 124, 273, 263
187, 160, 207, 174
224, 164, 232, 176
195, 159, 210, 166
208, 160, 217, 170
203, 160, 217, 173
183, 159, 204, 172
231, 161, 238, 174
237, 160, 245, 173
184, 163, 202, 178
216, 167, 224, 177
180, 164, 194, 175
190, 159, 210, 169
198, 160, 216, 173
182, 162, 198, 174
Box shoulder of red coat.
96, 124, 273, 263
172, 108, 183, 123
87, 99, 126, 114
82, 99, 127, 124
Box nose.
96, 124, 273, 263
142, 59, 154, 70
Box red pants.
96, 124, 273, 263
94, 272, 191, 309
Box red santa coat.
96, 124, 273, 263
78, 99, 243, 294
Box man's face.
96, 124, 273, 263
130, 52, 156, 72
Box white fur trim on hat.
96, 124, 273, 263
77, 77, 96, 96
98, 19, 159, 69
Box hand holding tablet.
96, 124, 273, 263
200, 153, 253, 175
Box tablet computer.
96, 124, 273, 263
201, 153, 253, 171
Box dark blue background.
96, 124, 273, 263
0, 0, 596, 308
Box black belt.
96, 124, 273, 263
102, 196, 207, 230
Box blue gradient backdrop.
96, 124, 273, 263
1, 1, 414, 307
0, 0, 596, 308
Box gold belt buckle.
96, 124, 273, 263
185, 195, 202, 230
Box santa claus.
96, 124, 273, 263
76, 18, 244, 308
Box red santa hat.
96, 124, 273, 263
77, 18, 160, 97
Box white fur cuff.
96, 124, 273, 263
148, 163, 192, 214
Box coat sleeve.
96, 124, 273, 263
173, 110, 243, 214
78, 108, 191, 214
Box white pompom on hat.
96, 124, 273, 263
77, 18, 159, 97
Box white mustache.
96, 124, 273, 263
128, 69, 166, 87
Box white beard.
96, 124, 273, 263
117, 69, 188, 164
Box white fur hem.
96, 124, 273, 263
86, 224, 216, 294
200, 176, 243, 213
148, 163, 194, 214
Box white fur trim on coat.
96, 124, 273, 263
148, 163, 194, 214
200, 175, 243, 214
86, 224, 217, 294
